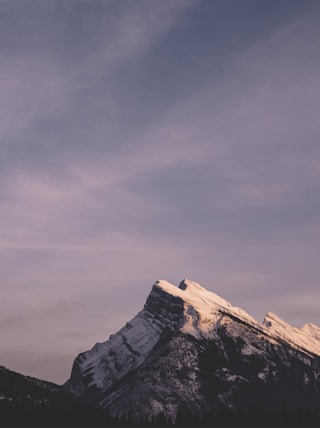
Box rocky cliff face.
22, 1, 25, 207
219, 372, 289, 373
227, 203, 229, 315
65, 281, 185, 400
64, 279, 320, 421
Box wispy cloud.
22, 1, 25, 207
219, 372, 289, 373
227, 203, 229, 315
1, 0, 320, 383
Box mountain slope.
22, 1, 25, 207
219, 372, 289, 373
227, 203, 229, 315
0, 365, 116, 427
65, 279, 320, 421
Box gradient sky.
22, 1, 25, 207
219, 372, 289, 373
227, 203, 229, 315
1, 0, 320, 385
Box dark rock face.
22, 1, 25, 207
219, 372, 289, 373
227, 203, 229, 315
64, 280, 320, 422
144, 281, 185, 323
96, 322, 320, 421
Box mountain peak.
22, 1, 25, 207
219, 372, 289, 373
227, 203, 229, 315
154, 278, 232, 311
263, 311, 320, 357
153, 279, 258, 337
178, 278, 203, 291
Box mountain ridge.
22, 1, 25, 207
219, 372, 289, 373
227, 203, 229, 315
65, 279, 320, 421
153, 279, 320, 356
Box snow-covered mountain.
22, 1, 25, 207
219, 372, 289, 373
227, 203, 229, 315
65, 279, 320, 421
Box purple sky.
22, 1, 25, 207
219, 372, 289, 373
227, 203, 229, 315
1, 0, 320, 384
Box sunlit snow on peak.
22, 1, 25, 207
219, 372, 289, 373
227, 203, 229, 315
155, 279, 320, 356
154, 279, 259, 337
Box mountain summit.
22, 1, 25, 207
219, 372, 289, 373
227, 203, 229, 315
65, 279, 320, 421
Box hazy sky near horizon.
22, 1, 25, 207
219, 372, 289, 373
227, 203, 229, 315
1, 0, 320, 384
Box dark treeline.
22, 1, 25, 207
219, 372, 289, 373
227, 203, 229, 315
139, 407, 320, 428
2, 400, 320, 428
